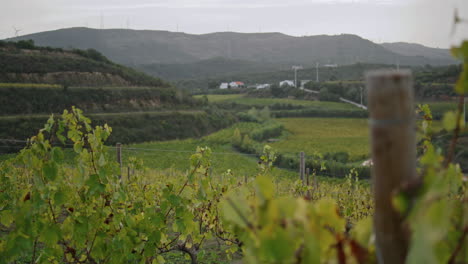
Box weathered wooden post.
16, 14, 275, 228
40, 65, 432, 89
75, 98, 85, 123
299, 151, 305, 183
367, 70, 417, 263
305, 168, 311, 198
116, 143, 122, 180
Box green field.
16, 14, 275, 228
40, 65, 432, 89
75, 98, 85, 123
198, 94, 357, 110
424, 101, 459, 116
121, 117, 372, 178
121, 122, 299, 179
194, 93, 245, 102
0, 83, 61, 89
270, 118, 369, 161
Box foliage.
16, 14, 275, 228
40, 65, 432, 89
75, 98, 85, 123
0, 109, 372, 264
0, 108, 240, 264
221, 158, 374, 264
249, 121, 283, 141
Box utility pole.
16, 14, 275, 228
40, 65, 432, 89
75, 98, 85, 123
100, 11, 104, 29
292, 66, 303, 88
316, 62, 319, 82
360, 86, 363, 106
464, 97, 467, 126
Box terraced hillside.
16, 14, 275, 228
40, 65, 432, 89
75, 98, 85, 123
0, 40, 235, 146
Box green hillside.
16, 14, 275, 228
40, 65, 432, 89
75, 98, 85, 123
0, 40, 167, 87
0, 40, 237, 146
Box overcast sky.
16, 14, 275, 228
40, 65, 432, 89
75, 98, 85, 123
1, 0, 467, 48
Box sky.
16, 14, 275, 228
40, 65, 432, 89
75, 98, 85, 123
1, 0, 468, 48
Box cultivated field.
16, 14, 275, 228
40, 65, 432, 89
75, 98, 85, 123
270, 118, 369, 161
198, 94, 357, 110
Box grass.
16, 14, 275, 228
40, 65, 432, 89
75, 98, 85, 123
269, 118, 370, 161
0, 83, 61, 89
423, 101, 459, 117
194, 94, 245, 102
199, 94, 358, 110
121, 122, 299, 179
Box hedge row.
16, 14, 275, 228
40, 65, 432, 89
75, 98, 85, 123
0, 110, 237, 151
272, 108, 368, 118
249, 121, 284, 141
232, 126, 370, 179
0, 86, 198, 115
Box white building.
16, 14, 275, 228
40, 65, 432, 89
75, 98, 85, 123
300, 80, 312, 89
256, 84, 270, 89
219, 83, 229, 89
279, 80, 295, 87
229, 81, 245, 88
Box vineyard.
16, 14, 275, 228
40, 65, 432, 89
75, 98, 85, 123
0, 43, 467, 264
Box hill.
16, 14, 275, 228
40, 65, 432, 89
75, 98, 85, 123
381, 42, 452, 61
136, 57, 281, 80
0, 40, 237, 146
0, 39, 168, 87
8, 28, 457, 81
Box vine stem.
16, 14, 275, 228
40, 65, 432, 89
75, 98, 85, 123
30, 237, 38, 264
48, 199, 58, 223
448, 225, 468, 264
444, 93, 465, 168
226, 197, 255, 233
164, 160, 201, 219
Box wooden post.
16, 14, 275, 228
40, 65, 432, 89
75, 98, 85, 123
116, 143, 122, 180
299, 152, 305, 184
313, 169, 317, 189
367, 70, 417, 263
306, 168, 311, 199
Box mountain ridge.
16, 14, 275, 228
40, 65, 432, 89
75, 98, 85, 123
7, 27, 458, 80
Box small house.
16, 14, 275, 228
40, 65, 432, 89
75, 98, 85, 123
229, 81, 245, 88
279, 80, 295, 87
219, 83, 229, 89
256, 84, 270, 89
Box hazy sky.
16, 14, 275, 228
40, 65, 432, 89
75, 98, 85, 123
1, 0, 468, 48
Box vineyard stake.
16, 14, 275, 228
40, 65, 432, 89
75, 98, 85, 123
299, 151, 305, 184
306, 168, 311, 198
116, 143, 122, 180
367, 70, 416, 264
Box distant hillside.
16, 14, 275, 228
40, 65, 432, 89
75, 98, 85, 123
136, 57, 283, 80
0, 40, 238, 146
8, 28, 457, 81
0, 39, 169, 87
0, 39, 199, 115
381, 42, 452, 61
